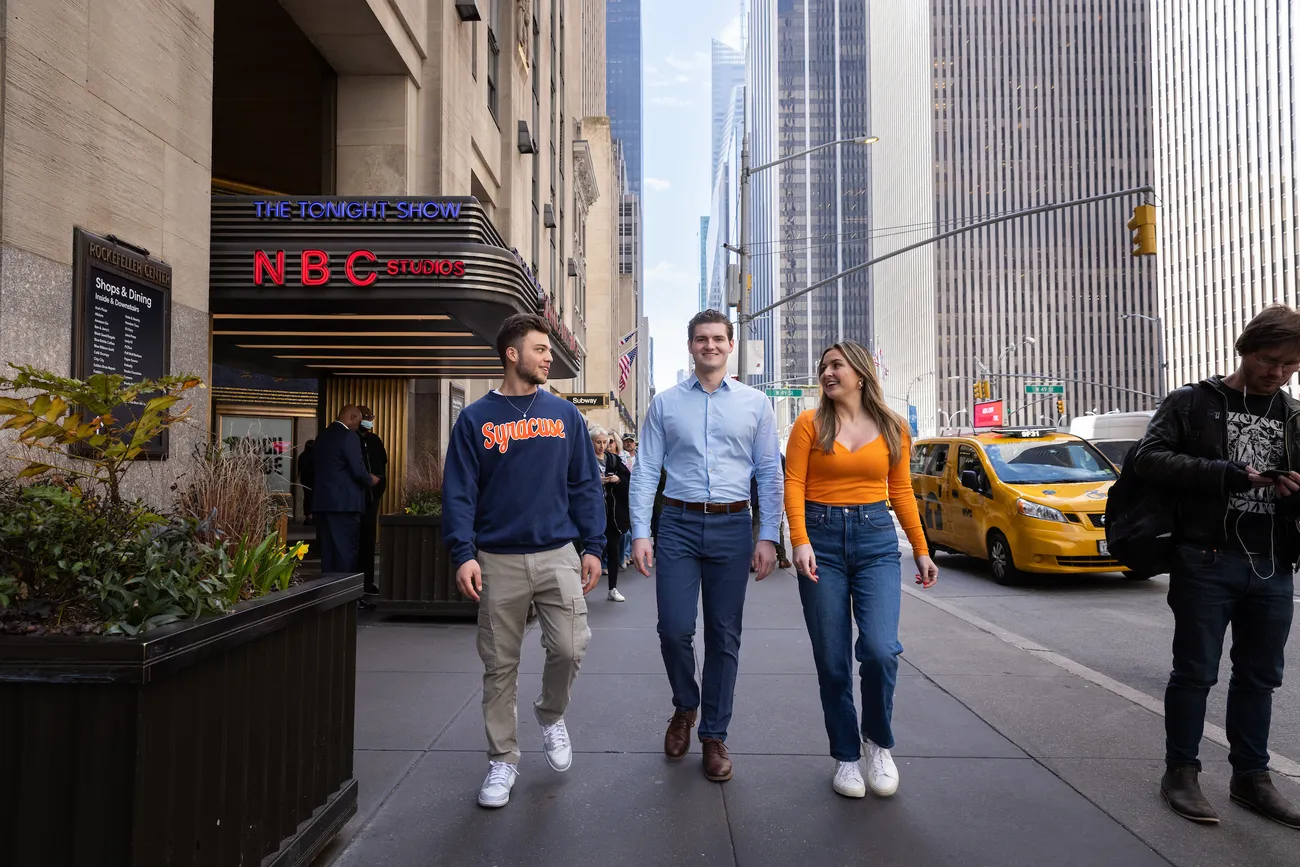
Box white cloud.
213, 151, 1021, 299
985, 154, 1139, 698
650, 96, 694, 108
644, 177, 672, 192
718, 16, 742, 50
665, 51, 709, 72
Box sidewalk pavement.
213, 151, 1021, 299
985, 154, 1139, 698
316, 563, 1300, 867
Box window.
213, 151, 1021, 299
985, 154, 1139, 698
922, 443, 950, 477
486, 4, 500, 121
910, 443, 932, 474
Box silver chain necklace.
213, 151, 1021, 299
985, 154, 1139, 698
501, 390, 539, 418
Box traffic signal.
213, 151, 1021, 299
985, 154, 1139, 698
973, 380, 991, 400
1127, 203, 1157, 256
1056, 399, 1066, 416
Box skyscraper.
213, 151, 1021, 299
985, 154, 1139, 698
920, 1, 1159, 430
773, 0, 873, 387
1153, 0, 1300, 390
746, 0, 780, 389
711, 40, 746, 183
606, 0, 643, 194
699, 216, 711, 309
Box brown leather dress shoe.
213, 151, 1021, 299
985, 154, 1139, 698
664, 709, 697, 759
702, 738, 732, 782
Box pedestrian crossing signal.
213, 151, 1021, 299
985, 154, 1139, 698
1127, 204, 1157, 257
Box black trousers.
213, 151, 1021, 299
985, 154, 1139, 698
316, 511, 361, 575
359, 501, 381, 585
605, 524, 622, 590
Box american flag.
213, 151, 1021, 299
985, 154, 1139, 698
619, 329, 637, 346
873, 347, 890, 381
618, 346, 638, 392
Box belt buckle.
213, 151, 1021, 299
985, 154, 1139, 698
704, 501, 724, 514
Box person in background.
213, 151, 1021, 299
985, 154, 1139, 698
442, 313, 605, 810
313, 406, 378, 575
593, 427, 632, 602
357, 406, 388, 596
1131, 304, 1300, 828
630, 308, 783, 784
297, 438, 316, 525
785, 341, 938, 800
620, 435, 638, 567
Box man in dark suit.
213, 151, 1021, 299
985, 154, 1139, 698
313, 405, 378, 574
357, 406, 389, 595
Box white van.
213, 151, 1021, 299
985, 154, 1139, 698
1068, 411, 1154, 469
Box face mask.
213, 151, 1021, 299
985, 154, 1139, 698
360, 420, 374, 430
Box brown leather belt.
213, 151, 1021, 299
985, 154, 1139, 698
663, 497, 750, 514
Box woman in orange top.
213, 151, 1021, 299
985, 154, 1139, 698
785, 340, 938, 800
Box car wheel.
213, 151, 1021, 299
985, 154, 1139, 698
1124, 571, 1154, 581
987, 531, 1021, 585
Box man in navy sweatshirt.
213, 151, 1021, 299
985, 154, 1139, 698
443, 312, 606, 810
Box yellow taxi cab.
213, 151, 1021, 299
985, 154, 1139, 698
910, 428, 1138, 583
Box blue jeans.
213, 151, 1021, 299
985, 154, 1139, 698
798, 501, 903, 760
1165, 543, 1294, 775
655, 505, 753, 741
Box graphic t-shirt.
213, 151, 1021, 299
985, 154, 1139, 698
1224, 387, 1289, 555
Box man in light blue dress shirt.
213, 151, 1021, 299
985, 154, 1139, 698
630, 309, 784, 783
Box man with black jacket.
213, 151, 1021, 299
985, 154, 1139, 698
357, 406, 388, 596
313, 406, 379, 575
1132, 304, 1300, 829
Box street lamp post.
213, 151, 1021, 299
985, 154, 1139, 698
1120, 312, 1166, 393
736, 127, 879, 383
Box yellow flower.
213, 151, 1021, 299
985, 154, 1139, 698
292, 542, 309, 561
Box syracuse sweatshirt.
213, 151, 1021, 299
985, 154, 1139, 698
442, 390, 606, 568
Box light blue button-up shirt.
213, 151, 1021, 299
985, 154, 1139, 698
629, 375, 783, 543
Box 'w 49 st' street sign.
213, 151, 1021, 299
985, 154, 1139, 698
1024, 383, 1065, 394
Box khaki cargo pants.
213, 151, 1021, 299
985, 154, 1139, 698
477, 545, 591, 764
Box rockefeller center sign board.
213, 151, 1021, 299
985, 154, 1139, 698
71, 228, 173, 459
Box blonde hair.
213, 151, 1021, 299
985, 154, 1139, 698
813, 341, 906, 466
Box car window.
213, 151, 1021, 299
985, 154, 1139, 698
910, 443, 932, 474
922, 443, 950, 477
984, 440, 1118, 484
957, 445, 983, 478
1094, 439, 1136, 469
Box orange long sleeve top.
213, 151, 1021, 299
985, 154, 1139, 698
783, 410, 929, 555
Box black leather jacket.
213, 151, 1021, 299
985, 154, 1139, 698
1131, 376, 1300, 561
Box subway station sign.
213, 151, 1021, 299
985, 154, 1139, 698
563, 393, 610, 409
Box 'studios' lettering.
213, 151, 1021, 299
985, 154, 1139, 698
481, 418, 566, 454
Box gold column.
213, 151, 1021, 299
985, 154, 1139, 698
322, 378, 409, 517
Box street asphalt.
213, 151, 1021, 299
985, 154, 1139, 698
311, 545, 1300, 867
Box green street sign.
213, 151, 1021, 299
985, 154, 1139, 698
765, 388, 806, 397
1024, 383, 1065, 394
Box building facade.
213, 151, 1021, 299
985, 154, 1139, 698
698, 216, 711, 308
772, 0, 873, 394
605, 0, 644, 195
746, 0, 781, 392
712, 40, 747, 184
0, 0, 642, 517
1153, 0, 1300, 390
924, 0, 1159, 430
868, 0, 938, 435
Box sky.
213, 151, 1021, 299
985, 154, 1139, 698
641, 2, 744, 390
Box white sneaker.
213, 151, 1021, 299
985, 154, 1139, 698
833, 760, 866, 798
865, 740, 899, 796
477, 761, 519, 808
608, 588, 626, 602
541, 718, 573, 772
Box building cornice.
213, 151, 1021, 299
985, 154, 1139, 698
572, 139, 600, 209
